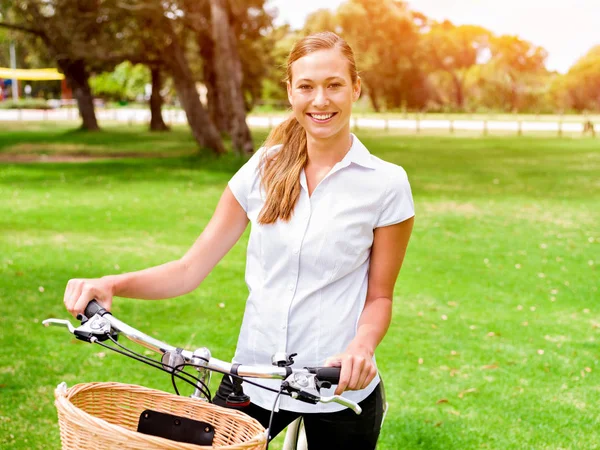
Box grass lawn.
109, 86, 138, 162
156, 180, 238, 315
0, 123, 599, 449
249, 107, 600, 124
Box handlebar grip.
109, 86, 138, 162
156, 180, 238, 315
310, 367, 341, 384
83, 300, 109, 319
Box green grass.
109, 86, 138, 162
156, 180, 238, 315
249, 107, 600, 124
0, 122, 201, 158
0, 124, 599, 449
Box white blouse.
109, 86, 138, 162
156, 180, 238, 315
228, 134, 414, 413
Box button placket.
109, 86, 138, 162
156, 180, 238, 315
280, 192, 312, 352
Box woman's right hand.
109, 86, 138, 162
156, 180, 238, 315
63, 277, 115, 318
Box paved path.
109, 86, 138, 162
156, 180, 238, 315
0, 108, 589, 133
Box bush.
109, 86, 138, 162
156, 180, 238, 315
0, 99, 53, 110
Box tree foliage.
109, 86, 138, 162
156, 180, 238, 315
3, 0, 600, 118
337, 0, 429, 110
90, 62, 150, 102
559, 46, 600, 111
421, 21, 492, 110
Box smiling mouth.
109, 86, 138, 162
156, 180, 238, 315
307, 112, 338, 122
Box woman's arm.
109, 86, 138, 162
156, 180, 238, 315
326, 216, 414, 395
64, 186, 249, 317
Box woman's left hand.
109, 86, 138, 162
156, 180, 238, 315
324, 340, 378, 395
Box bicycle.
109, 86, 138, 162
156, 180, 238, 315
44, 300, 362, 450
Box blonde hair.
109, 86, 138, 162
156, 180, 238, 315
257, 31, 358, 224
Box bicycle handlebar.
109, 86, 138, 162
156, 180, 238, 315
83, 299, 109, 319
44, 300, 361, 414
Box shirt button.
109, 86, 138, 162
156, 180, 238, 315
293, 248, 300, 254
288, 285, 294, 291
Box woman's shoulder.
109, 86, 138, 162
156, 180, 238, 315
368, 154, 410, 183
245, 143, 283, 165
350, 135, 408, 180
238, 143, 283, 169
261, 143, 284, 158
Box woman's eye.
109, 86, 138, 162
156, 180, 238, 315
329, 83, 342, 88
298, 85, 312, 90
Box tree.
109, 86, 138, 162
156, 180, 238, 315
0, 0, 118, 130
488, 34, 548, 112
1, 0, 226, 150
148, 66, 170, 131
336, 0, 432, 111
302, 8, 338, 36
559, 46, 600, 111
259, 24, 297, 108
229, 0, 275, 111
421, 21, 492, 110
90, 62, 150, 102
90, 62, 168, 131
207, 0, 253, 154
79, 0, 225, 151
187, 0, 272, 153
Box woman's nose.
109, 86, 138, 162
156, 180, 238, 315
312, 87, 330, 108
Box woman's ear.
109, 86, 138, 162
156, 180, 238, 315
287, 81, 293, 105
353, 77, 362, 102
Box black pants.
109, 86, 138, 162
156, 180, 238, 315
213, 375, 384, 450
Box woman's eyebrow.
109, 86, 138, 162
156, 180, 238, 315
295, 76, 345, 84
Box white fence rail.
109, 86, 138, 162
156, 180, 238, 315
0, 108, 596, 135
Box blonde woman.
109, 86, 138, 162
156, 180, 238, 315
64, 32, 414, 449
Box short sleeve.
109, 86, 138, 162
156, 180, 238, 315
228, 147, 265, 212
375, 166, 414, 228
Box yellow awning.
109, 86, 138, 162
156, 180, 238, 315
0, 67, 64, 81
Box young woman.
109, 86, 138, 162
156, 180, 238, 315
63, 31, 414, 449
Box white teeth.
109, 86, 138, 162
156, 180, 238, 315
311, 113, 333, 120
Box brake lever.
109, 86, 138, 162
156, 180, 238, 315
319, 395, 362, 415
42, 319, 76, 333
43, 315, 116, 343
282, 373, 362, 415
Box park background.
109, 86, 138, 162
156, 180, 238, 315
1, 1, 599, 449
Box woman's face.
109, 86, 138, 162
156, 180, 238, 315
287, 48, 361, 143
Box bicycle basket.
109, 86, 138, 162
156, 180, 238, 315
54, 382, 266, 450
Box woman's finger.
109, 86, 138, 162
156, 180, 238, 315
347, 355, 366, 391
324, 355, 342, 368
74, 285, 96, 317
354, 359, 372, 390
63, 280, 74, 305
66, 281, 84, 316
335, 355, 353, 395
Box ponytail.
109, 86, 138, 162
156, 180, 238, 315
257, 116, 307, 224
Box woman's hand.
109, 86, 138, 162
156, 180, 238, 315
324, 340, 378, 395
63, 277, 115, 318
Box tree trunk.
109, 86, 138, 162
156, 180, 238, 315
364, 82, 381, 112
199, 36, 229, 133
149, 66, 169, 132
164, 39, 225, 154
59, 59, 99, 131
510, 75, 519, 113
209, 0, 253, 155
451, 72, 465, 110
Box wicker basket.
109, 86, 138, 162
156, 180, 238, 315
54, 382, 267, 450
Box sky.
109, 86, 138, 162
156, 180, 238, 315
267, 0, 600, 74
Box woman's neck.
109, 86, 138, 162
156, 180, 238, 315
305, 129, 353, 168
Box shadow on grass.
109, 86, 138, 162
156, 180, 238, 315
0, 124, 270, 154
0, 154, 250, 186
0, 126, 198, 153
